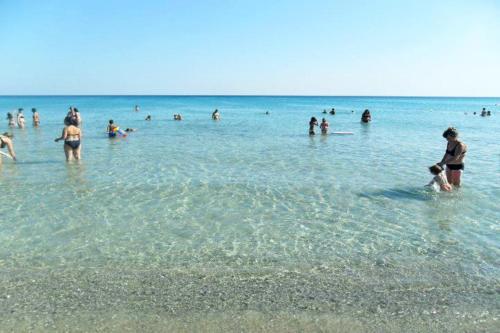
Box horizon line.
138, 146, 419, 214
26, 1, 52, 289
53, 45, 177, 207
1, 94, 499, 98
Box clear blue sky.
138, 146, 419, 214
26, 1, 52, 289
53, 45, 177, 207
0, 0, 499, 96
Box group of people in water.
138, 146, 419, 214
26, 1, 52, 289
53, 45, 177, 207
0, 105, 473, 191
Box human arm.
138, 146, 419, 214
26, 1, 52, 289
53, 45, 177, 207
5, 138, 16, 161
54, 128, 66, 142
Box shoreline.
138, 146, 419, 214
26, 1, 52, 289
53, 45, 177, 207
1, 265, 498, 332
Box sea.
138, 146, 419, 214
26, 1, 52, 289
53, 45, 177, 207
0, 96, 498, 332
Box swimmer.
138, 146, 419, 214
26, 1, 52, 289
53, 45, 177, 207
0, 132, 17, 163
135, 105, 140, 112
212, 109, 220, 120
145, 115, 152, 121
330, 108, 336, 115
265, 111, 270, 115
481, 108, 487, 117
17, 109, 25, 128
361, 109, 371, 123
125, 128, 136, 132
7, 112, 16, 128
174, 114, 183, 121
322, 110, 327, 114
487, 111, 491, 116
55, 117, 82, 161
320, 118, 329, 135
309, 117, 318, 135
32, 108, 40, 127
427, 164, 452, 192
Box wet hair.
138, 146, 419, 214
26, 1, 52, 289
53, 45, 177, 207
310, 117, 317, 123
31, 108, 36, 112
68, 117, 78, 126
109, 119, 114, 124
18, 108, 23, 112
64, 116, 71, 126
2, 132, 13, 138
442, 127, 458, 138
322, 118, 326, 122
74, 108, 79, 113
429, 164, 443, 175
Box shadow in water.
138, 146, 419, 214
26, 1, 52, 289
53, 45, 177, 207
359, 186, 434, 202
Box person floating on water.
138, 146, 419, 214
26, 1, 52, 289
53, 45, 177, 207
427, 164, 452, 192
437, 127, 467, 187
361, 109, 371, 123
320, 118, 329, 135
55, 117, 82, 161
212, 109, 220, 120
309, 117, 318, 135
17, 109, 25, 128
106, 119, 127, 138
145, 115, 151, 121
7, 112, 16, 128
0, 132, 17, 163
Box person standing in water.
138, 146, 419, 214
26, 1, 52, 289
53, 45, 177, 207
309, 117, 318, 135
32, 108, 40, 127
17, 109, 25, 128
361, 109, 371, 123
55, 117, 82, 161
7, 112, 16, 128
437, 127, 467, 187
212, 109, 220, 120
320, 118, 329, 135
135, 105, 140, 112
0, 132, 16, 163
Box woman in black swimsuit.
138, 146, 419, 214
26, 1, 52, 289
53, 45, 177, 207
437, 127, 467, 186
309, 117, 318, 135
55, 117, 82, 161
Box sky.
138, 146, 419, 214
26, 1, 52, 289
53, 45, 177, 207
0, 0, 499, 96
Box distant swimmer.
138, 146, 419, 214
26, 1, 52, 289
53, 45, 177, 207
0, 132, 17, 162
212, 109, 220, 120
322, 110, 327, 114
145, 115, 152, 121
320, 118, 329, 135
361, 109, 371, 123
437, 127, 467, 187
17, 109, 25, 128
330, 108, 336, 115
481, 108, 487, 117
427, 164, 452, 192
265, 111, 270, 115
32, 108, 40, 127
55, 117, 82, 161
487, 111, 491, 116
174, 114, 183, 121
309, 117, 318, 135
7, 112, 16, 128
135, 105, 140, 112
125, 128, 137, 132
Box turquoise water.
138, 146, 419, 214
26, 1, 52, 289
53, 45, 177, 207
0, 96, 499, 331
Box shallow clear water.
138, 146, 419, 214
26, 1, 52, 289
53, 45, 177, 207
0, 96, 499, 331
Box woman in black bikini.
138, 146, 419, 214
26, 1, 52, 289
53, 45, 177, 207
437, 127, 467, 187
55, 117, 82, 161
309, 117, 318, 135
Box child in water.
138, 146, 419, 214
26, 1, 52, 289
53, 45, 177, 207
427, 164, 452, 192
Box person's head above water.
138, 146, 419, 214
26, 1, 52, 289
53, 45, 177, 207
429, 164, 443, 175
31, 108, 36, 112
68, 117, 78, 127
109, 119, 114, 125
442, 127, 458, 140
310, 117, 317, 123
